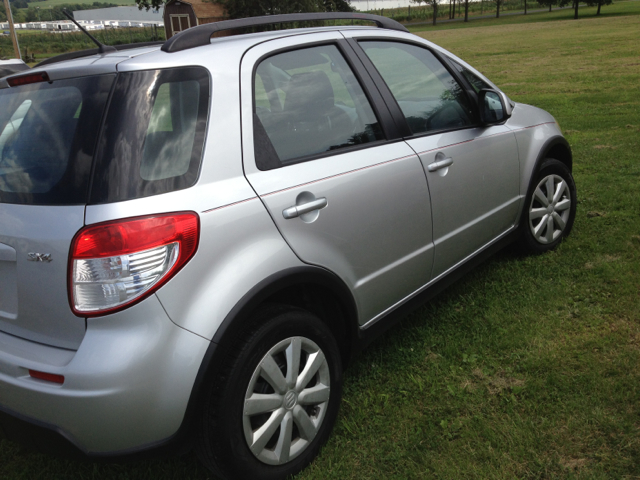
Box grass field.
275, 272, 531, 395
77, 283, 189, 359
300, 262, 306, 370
1, 3, 639, 479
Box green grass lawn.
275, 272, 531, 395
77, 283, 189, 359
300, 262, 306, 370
1, 4, 639, 480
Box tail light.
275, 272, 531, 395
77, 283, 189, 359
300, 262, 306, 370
69, 212, 199, 317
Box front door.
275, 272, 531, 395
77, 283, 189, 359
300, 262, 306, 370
353, 38, 520, 279
241, 33, 435, 325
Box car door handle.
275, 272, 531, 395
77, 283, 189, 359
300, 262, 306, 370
282, 197, 328, 219
427, 156, 453, 172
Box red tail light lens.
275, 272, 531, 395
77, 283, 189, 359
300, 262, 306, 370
69, 212, 199, 317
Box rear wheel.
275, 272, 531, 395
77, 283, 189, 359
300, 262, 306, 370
520, 158, 576, 254
196, 306, 342, 480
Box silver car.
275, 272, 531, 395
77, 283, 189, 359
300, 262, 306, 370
0, 13, 576, 480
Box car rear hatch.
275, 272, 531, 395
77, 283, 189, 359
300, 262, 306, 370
0, 72, 115, 350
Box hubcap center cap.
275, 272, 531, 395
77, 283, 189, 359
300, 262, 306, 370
547, 205, 554, 214
284, 390, 298, 410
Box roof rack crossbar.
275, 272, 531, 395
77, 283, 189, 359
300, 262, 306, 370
161, 12, 409, 54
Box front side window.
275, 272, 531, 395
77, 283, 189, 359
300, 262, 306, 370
254, 44, 383, 167
90, 67, 209, 204
449, 58, 492, 93
360, 41, 474, 135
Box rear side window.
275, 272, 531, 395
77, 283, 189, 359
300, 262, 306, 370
0, 75, 114, 205
253, 44, 383, 168
90, 67, 209, 204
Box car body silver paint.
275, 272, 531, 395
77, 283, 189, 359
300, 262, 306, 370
0, 294, 209, 453
503, 103, 561, 225
361, 224, 518, 330
405, 126, 520, 278
239, 32, 434, 325
0, 330, 75, 368
0, 204, 86, 350
251, 148, 434, 325
154, 198, 305, 339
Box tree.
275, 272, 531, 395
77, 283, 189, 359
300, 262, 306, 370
536, 0, 555, 12
413, 0, 438, 25
495, 0, 503, 17
563, 0, 611, 19
0, 2, 22, 23
558, 0, 580, 19
589, 0, 612, 15
464, 0, 469, 22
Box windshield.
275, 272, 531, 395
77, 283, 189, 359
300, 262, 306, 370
0, 75, 115, 205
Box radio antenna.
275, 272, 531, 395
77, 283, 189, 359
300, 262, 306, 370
61, 9, 116, 54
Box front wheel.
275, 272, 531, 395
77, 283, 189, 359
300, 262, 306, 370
519, 158, 577, 254
196, 306, 343, 480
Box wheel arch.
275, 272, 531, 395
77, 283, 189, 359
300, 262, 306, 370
543, 136, 572, 172
172, 266, 358, 448
209, 266, 359, 365
518, 135, 572, 227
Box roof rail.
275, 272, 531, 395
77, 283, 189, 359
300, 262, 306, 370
161, 12, 409, 54
34, 41, 165, 68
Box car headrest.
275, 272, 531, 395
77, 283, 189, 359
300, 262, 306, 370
283, 71, 335, 120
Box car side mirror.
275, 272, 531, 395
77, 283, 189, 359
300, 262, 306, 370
478, 89, 513, 125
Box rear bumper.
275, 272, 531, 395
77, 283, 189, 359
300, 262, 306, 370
0, 403, 86, 459
0, 295, 210, 454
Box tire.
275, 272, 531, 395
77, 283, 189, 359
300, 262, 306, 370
196, 305, 343, 480
519, 158, 577, 254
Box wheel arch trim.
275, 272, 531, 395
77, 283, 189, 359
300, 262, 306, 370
170, 266, 358, 448
518, 135, 572, 227
209, 265, 359, 346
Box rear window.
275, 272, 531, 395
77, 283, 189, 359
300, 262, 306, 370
0, 75, 114, 205
89, 67, 210, 204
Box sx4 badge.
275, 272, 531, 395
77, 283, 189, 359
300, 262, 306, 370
27, 253, 52, 263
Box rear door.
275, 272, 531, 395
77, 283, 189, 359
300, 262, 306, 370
0, 73, 114, 349
241, 33, 434, 326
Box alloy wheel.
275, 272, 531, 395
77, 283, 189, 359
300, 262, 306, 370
243, 336, 331, 465
528, 174, 572, 244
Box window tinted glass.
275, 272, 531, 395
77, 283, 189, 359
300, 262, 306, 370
141, 80, 200, 181
90, 67, 209, 204
360, 42, 474, 135
0, 75, 114, 205
254, 45, 383, 167
449, 58, 492, 93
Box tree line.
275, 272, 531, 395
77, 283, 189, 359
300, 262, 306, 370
411, 0, 612, 24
